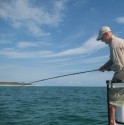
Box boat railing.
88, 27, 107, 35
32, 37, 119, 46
106, 80, 124, 88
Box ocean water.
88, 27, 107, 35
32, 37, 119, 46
0, 86, 108, 125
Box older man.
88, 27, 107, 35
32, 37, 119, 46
97, 26, 124, 125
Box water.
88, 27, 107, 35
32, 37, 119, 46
0, 86, 108, 125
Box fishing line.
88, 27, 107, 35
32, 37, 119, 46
29, 69, 99, 84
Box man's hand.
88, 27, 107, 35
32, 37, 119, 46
99, 66, 106, 72
99, 66, 111, 72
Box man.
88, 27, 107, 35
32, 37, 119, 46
97, 26, 124, 125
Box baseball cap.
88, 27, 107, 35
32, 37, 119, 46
96, 26, 111, 41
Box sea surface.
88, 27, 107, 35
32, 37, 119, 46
0, 86, 108, 125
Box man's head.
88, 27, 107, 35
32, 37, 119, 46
96, 26, 112, 44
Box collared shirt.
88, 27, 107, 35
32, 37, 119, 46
105, 35, 124, 72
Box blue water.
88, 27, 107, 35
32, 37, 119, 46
0, 86, 108, 125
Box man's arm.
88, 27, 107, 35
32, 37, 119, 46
99, 59, 113, 72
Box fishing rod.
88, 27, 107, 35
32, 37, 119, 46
29, 69, 99, 84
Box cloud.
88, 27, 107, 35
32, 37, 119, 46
115, 17, 124, 24
52, 36, 106, 57
0, 48, 54, 58
0, 0, 66, 36
83, 55, 108, 64
16, 41, 52, 48
0, 35, 106, 58
17, 41, 38, 48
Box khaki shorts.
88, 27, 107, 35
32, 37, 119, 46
109, 70, 124, 106
109, 87, 124, 107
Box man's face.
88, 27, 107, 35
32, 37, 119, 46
101, 33, 110, 44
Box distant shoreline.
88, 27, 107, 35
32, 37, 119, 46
0, 82, 32, 86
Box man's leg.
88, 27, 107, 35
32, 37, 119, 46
110, 104, 116, 125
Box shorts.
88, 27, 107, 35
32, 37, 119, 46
109, 87, 124, 107
109, 70, 124, 106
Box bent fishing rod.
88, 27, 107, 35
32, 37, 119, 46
29, 69, 99, 84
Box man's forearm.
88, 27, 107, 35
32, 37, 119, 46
103, 59, 113, 68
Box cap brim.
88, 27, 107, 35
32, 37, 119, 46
96, 36, 102, 41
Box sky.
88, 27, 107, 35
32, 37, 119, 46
0, 0, 124, 86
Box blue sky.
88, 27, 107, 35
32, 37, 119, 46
0, 0, 124, 86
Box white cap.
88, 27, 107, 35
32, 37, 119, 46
96, 26, 111, 41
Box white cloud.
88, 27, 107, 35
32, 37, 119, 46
81, 55, 108, 64
51, 36, 106, 57
115, 17, 124, 24
16, 41, 52, 48
17, 41, 38, 48
0, 48, 54, 58
0, 0, 66, 36
0, 35, 106, 58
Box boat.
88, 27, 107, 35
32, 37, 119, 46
106, 80, 124, 125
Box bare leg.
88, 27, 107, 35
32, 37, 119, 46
110, 104, 116, 125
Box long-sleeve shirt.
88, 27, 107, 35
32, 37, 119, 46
104, 35, 124, 72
